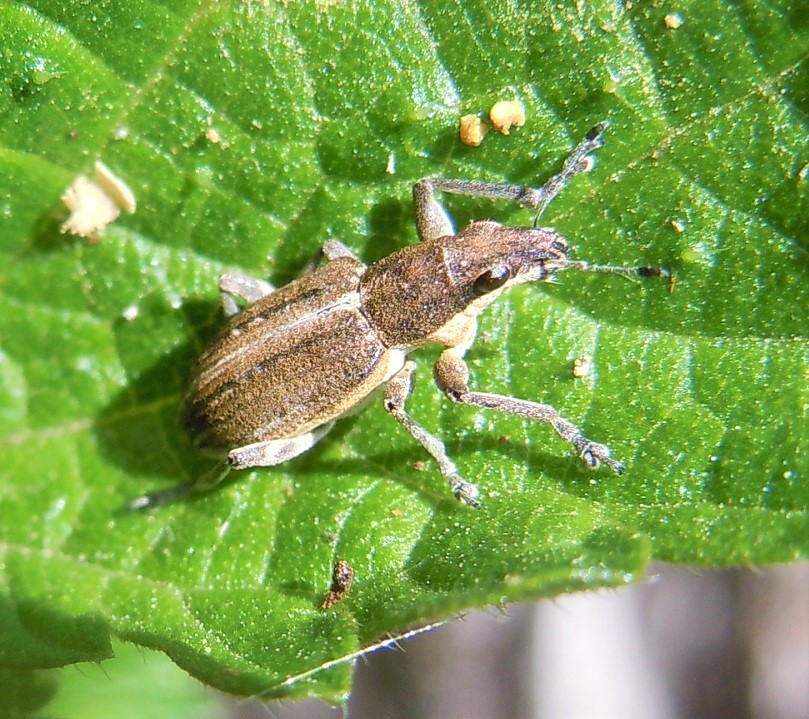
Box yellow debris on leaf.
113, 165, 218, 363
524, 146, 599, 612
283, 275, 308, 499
459, 114, 489, 146
489, 100, 526, 135
572, 355, 593, 378
61, 160, 136, 238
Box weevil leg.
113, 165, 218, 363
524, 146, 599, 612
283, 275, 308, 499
433, 347, 624, 475
129, 424, 336, 511
128, 458, 230, 510
413, 179, 456, 242
526, 121, 609, 223
219, 271, 276, 317
298, 239, 365, 276
227, 422, 336, 469
384, 361, 480, 507
413, 122, 609, 238
321, 239, 361, 262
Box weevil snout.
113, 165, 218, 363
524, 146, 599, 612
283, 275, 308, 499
444, 221, 571, 292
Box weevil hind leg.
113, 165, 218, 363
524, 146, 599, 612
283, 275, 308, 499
219, 271, 276, 317
384, 361, 480, 507
433, 347, 624, 475
128, 425, 336, 511
227, 422, 336, 469
128, 458, 231, 510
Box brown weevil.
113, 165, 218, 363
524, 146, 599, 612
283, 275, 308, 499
131, 122, 667, 510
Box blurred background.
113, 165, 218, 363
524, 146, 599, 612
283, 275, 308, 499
230, 562, 809, 719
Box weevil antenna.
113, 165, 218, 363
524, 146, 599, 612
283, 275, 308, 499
549, 258, 671, 282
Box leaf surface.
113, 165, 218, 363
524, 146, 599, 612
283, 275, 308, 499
0, 0, 806, 704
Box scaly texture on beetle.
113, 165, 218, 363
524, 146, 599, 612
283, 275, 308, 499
132, 122, 668, 511
182, 257, 386, 448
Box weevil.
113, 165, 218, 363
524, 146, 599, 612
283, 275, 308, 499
131, 122, 667, 510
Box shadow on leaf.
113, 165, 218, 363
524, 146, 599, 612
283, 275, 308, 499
93, 297, 224, 507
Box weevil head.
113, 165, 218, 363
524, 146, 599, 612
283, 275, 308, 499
360, 220, 570, 349
443, 220, 570, 300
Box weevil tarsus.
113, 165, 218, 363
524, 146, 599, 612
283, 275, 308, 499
128, 458, 230, 510
529, 120, 609, 224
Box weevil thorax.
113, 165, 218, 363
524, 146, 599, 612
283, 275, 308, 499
360, 220, 569, 349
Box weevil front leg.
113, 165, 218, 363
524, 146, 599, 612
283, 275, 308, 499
384, 361, 480, 507
433, 331, 624, 475
413, 121, 609, 242
219, 271, 276, 317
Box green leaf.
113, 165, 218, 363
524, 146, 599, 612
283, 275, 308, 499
0, 0, 806, 706
24, 640, 215, 719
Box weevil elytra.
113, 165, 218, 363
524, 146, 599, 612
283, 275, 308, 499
131, 122, 667, 510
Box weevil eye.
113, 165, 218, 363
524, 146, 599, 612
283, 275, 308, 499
472, 265, 512, 295
551, 238, 568, 255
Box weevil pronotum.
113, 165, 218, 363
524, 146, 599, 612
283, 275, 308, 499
131, 122, 668, 510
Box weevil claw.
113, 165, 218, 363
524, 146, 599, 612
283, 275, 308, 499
450, 476, 481, 508
579, 442, 624, 475
585, 120, 609, 144
127, 484, 193, 511
127, 494, 154, 511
